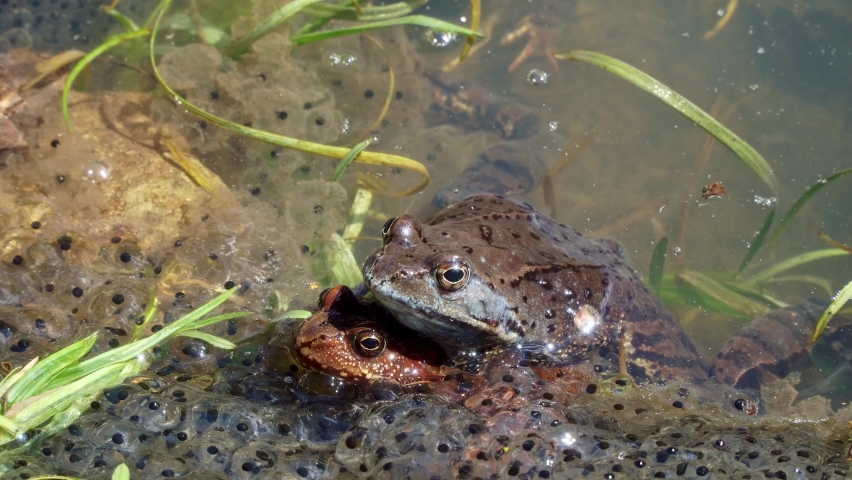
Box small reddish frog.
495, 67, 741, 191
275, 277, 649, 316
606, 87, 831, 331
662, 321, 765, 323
294, 285, 448, 385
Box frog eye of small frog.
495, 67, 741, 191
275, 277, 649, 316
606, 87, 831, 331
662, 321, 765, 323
435, 260, 470, 292
352, 329, 386, 358
381, 217, 398, 243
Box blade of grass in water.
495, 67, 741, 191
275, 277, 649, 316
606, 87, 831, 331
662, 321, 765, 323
767, 167, 852, 253
44, 287, 242, 390
8, 362, 137, 431
223, 0, 326, 57
178, 330, 237, 349
555, 50, 779, 196
5, 333, 98, 406
649, 236, 667, 294
360, 34, 396, 135
736, 207, 775, 275
812, 280, 852, 343
742, 248, 850, 287
458, 0, 481, 62
768, 275, 833, 297
291, 16, 483, 46
105, 7, 140, 33
150, 1, 430, 196
330, 233, 364, 287
274, 310, 313, 322
658, 275, 748, 318
112, 463, 130, 480
332, 140, 371, 182
677, 270, 770, 318
62, 29, 150, 131
298, 0, 428, 33
343, 188, 373, 241
0, 358, 36, 405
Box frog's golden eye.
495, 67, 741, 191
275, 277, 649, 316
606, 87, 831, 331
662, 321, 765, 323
381, 217, 398, 244
352, 329, 386, 358
435, 259, 470, 291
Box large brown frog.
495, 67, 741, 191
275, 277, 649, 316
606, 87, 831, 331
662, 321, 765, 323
362, 194, 711, 384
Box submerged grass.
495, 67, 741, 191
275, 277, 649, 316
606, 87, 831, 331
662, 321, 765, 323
0, 288, 245, 451
555, 50, 779, 196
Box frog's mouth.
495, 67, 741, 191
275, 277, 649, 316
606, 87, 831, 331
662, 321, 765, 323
365, 278, 506, 350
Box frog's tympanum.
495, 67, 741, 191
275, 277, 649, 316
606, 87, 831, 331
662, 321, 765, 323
294, 285, 448, 385
363, 194, 709, 384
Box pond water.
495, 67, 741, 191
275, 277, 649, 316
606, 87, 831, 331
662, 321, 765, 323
0, 0, 851, 478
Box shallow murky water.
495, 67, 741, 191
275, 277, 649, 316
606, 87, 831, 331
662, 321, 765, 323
0, 0, 851, 478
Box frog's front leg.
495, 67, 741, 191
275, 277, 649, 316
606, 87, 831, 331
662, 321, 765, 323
500, 0, 575, 73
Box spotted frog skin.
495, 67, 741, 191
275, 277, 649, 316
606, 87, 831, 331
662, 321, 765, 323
363, 194, 710, 384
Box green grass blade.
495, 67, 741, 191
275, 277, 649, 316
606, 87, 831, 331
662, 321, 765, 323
181, 311, 252, 331
112, 464, 130, 480
736, 208, 775, 275
329, 233, 363, 287
767, 167, 852, 252
458, 0, 481, 62
742, 248, 850, 287
649, 236, 667, 294
658, 275, 748, 317
149, 2, 430, 196
131, 291, 159, 341
812, 280, 852, 343
555, 50, 779, 196
677, 270, 770, 318
291, 15, 484, 46
224, 0, 326, 57
767, 275, 833, 296
5, 332, 99, 406
717, 280, 785, 309
11, 362, 135, 430
273, 310, 313, 322
178, 330, 237, 350
104, 8, 141, 33
62, 29, 150, 132
12, 364, 121, 427
298, 0, 428, 34
0, 415, 23, 438
332, 139, 371, 182
44, 288, 239, 390
0, 357, 38, 405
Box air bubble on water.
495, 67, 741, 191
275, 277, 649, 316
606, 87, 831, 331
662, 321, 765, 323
327, 52, 357, 67
817, 178, 828, 184
369, 132, 381, 145
526, 68, 548, 86
423, 29, 458, 49
672, 247, 682, 255
749, 84, 759, 91
717, 9, 725, 17
548, 121, 559, 132
81, 160, 111, 183
341, 118, 350, 134
757, 46, 765, 54
753, 195, 777, 207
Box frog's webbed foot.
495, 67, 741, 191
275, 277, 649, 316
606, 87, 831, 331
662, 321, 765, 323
500, 14, 560, 74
